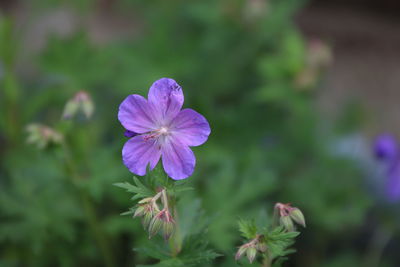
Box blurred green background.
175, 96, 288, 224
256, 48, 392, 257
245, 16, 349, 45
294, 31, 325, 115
1, 0, 399, 266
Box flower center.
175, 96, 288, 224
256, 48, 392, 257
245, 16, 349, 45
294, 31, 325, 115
143, 127, 170, 142
159, 127, 169, 135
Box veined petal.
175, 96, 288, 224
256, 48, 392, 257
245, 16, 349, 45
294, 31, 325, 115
171, 108, 211, 146
122, 135, 161, 176
118, 94, 157, 133
148, 78, 184, 122
161, 138, 195, 180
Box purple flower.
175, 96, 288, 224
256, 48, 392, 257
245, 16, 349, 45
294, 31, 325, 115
386, 162, 400, 201
373, 134, 400, 202
118, 78, 211, 180
124, 130, 138, 138
374, 134, 397, 161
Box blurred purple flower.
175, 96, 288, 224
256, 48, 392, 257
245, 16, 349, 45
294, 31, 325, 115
374, 134, 400, 202
118, 78, 211, 180
386, 162, 400, 201
374, 134, 397, 161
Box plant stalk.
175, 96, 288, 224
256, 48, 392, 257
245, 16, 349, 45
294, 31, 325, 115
363, 225, 392, 267
61, 141, 115, 267
166, 190, 182, 257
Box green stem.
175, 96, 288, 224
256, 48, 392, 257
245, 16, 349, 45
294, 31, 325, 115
166, 191, 182, 257
261, 256, 271, 267
0, 18, 20, 147
61, 141, 115, 267
363, 225, 392, 267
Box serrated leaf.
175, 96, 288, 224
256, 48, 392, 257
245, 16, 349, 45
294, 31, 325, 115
113, 182, 136, 191
133, 240, 170, 261
120, 209, 134, 216
238, 219, 258, 239
264, 226, 300, 261
114, 176, 155, 202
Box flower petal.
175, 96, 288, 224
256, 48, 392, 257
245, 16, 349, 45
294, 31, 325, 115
124, 130, 138, 138
161, 138, 195, 180
118, 94, 157, 133
148, 78, 184, 122
386, 161, 400, 202
171, 108, 211, 146
374, 134, 398, 161
122, 135, 161, 176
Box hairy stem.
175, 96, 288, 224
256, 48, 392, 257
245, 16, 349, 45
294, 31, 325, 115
261, 250, 273, 267
166, 191, 182, 257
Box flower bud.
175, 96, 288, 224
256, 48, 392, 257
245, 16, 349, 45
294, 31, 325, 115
148, 211, 165, 238
141, 202, 156, 228
275, 202, 305, 231
280, 215, 294, 232
62, 90, 94, 120
256, 242, 267, 253
307, 39, 332, 69
81, 96, 94, 119
26, 123, 63, 149
295, 39, 332, 90
162, 219, 175, 240
235, 245, 248, 261
138, 197, 153, 204
243, 0, 269, 22
246, 247, 257, 263
62, 100, 79, 120
133, 205, 145, 218
289, 208, 306, 228
143, 212, 153, 229
236, 235, 266, 263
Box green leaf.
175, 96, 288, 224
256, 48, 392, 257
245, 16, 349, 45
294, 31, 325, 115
137, 258, 185, 267
120, 209, 134, 216
114, 176, 155, 201
147, 163, 169, 188
238, 219, 258, 239
264, 226, 300, 261
178, 233, 221, 266
134, 240, 170, 261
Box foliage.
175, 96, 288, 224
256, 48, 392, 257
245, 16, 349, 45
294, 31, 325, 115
0, 0, 381, 266
116, 166, 219, 266
238, 219, 258, 240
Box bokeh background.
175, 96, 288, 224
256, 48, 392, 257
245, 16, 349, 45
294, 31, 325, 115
1, 0, 400, 266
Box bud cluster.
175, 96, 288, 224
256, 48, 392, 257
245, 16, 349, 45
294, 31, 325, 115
133, 189, 175, 240
26, 123, 64, 149
243, 0, 269, 22
235, 234, 266, 263
274, 203, 306, 231
62, 90, 94, 120
295, 39, 332, 89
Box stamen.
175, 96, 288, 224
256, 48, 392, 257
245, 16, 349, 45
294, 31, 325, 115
142, 127, 170, 141
143, 132, 159, 141
159, 127, 168, 134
